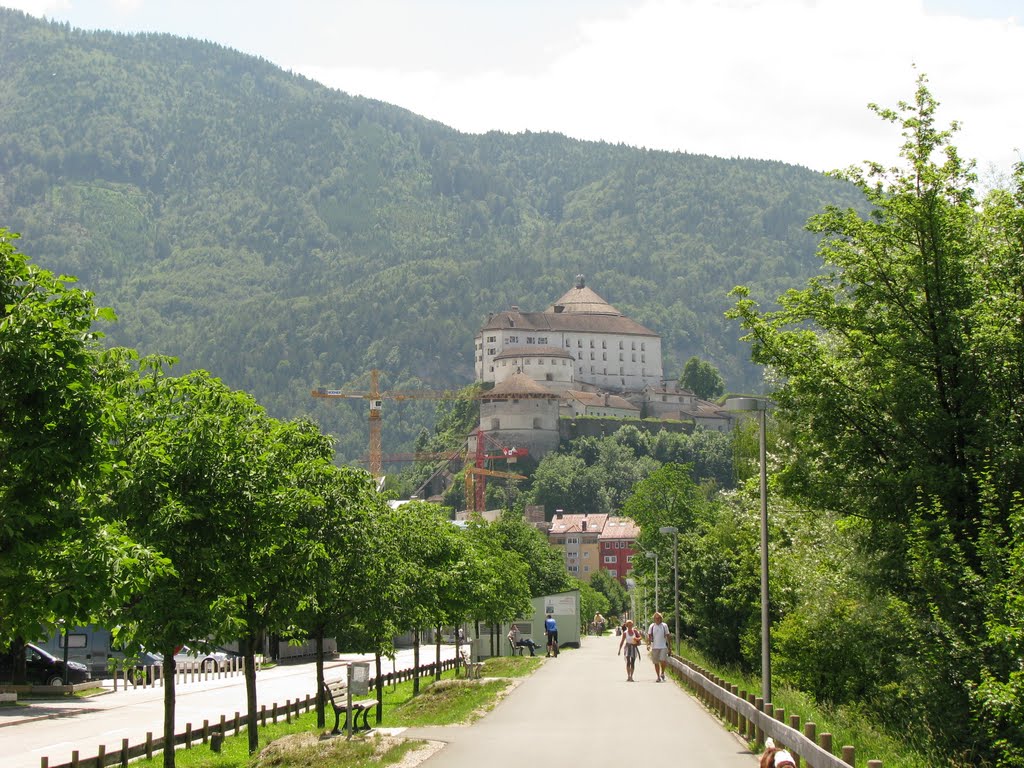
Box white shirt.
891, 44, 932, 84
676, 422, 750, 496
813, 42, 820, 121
647, 621, 670, 650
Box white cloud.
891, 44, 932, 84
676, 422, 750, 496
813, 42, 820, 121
289, 0, 1024, 173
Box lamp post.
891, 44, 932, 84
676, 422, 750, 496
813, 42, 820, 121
645, 551, 659, 614
726, 396, 771, 703
658, 526, 679, 654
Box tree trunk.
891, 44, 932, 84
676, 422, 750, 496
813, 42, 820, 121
162, 649, 176, 768
315, 627, 325, 729
413, 629, 420, 696
242, 602, 259, 754
375, 652, 382, 724
435, 624, 442, 680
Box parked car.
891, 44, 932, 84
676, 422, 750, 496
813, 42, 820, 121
0, 642, 91, 686
168, 645, 231, 672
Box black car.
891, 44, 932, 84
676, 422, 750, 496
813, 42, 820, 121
0, 642, 92, 686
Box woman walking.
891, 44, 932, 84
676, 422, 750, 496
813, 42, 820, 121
617, 619, 643, 681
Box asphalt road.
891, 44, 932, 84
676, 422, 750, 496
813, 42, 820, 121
0, 645, 456, 768
403, 633, 758, 768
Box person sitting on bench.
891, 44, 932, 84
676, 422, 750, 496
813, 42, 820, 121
507, 624, 537, 656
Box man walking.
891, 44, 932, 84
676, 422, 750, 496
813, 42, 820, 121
646, 611, 671, 681
544, 612, 559, 657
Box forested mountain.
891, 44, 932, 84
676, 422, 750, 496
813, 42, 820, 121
0, 8, 862, 464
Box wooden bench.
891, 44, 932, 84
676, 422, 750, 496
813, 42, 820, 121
322, 679, 377, 734
460, 650, 485, 679
508, 637, 524, 656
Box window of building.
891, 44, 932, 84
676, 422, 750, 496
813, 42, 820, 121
538, 337, 548, 344
538, 359, 544, 365
642, 355, 646, 363
490, 418, 500, 430
546, 373, 554, 381
583, 551, 589, 558
487, 336, 496, 343
626, 555, 635, 563
488, 348, 495, 355
603, 555, 617, 564
602, 353, 606, 361
619, 353, 623, 361
590, 366, 595, 374
578, 340, 582, 347
632, 341, 636, 350
526, 336, 535, 344
533, 417, 542, 429
619, 341, 624, 349
632, 353, 636, 362
641, 343, 646, 351
508, 335, 519, 343
566, 537, 579, 544
590, 340, 595, 348
590, 352, 595, 360
602, 341, 607, 349
583, 565, 590, 573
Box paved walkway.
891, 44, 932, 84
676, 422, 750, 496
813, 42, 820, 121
402, 632, 757, 767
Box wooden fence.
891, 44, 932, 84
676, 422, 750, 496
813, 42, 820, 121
668, 656, 884, 768
41, 657, 459, 768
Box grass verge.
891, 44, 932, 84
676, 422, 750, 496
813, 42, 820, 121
674, 640, 934, 768
126, 657, 537, 767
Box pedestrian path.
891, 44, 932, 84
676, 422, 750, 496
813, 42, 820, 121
402, 632, 756, 767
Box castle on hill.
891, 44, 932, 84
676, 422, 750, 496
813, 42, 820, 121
470, 276, 728, 462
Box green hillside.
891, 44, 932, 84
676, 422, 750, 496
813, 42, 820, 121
0, 8, 862, 464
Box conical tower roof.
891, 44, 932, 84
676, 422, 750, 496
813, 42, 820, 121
547, 274, 621, 316
482, 372, 558, 399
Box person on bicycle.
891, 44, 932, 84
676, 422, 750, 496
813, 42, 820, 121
544, 613, 559, 657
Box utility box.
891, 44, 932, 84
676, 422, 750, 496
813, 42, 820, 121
348, 661, 370, 696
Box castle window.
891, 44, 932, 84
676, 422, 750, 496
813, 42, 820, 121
590, 340, 594, 348
602, 353, 606, 361
619, 341, 624, 349
602, 341, 606, 349
642, 355, 646, 363
538, 337, 547, 344
508, 335, 519, 343
641, 343, 646, 351
487, 336, 496, 343
526, 336, 536, 344
632, 353, 636, 362
533, 417, 542, 428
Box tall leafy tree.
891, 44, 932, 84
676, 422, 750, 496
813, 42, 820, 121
680, 356, 725, 400
104, 359, 275, 767
0, 230, 111, 643
728, 78, 1024, 761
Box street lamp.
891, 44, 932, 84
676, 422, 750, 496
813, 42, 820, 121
726, 396, 771, 703
644, 550, 659, 614
658, 525, 679, 654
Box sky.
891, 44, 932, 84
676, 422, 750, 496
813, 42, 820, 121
6, 0, 1024, 176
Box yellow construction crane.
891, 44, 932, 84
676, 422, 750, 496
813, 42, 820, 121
311, 369, 475, 478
